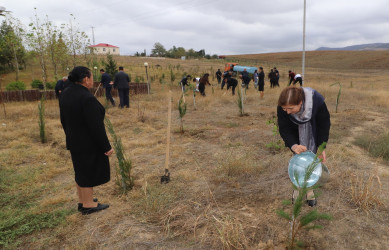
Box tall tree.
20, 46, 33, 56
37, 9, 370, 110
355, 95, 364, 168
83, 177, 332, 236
0, 16, 26, 80
151, 42, 166, 57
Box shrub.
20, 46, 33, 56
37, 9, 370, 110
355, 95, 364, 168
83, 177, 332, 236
31, 80, 43, 89
45, 82, 56, 90
6, 81, 26, 91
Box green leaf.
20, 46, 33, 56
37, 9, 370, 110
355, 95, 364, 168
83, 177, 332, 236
276, 210, 292, 220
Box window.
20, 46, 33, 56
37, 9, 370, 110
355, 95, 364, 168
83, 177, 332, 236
103, 48, 106, 51
113, 49, 116, 52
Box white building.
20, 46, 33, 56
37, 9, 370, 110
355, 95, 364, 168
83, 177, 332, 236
89, 43, 120, 55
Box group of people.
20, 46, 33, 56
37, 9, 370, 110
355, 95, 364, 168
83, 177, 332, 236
180, 73, 211, 96
100, 66, 131, 108
59, 65, 330, 215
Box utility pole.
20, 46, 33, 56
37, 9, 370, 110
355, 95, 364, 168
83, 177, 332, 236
302, 0, 306, 86
91, 26, 95, 45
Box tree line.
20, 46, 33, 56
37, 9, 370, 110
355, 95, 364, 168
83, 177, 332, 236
135, 42, 219, 59
0, 9, 90, 86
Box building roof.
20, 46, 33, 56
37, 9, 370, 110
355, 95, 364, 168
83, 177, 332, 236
89, 43, 119, 48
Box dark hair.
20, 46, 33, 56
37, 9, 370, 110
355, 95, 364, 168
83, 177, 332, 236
100, 69, 105, 72
119, 66, 124, 70
278, 86, 305, 106
259, 67, 263, 70
187, 75, 191, 78
68, 66, 91, 84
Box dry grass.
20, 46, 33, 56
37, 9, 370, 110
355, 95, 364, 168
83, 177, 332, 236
1, 53, 389, 249
350, 172, 383, 212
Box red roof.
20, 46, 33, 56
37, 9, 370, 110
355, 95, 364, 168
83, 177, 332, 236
89, 43, 119, 48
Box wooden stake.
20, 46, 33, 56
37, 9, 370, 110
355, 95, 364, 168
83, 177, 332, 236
164, 90, 172, 171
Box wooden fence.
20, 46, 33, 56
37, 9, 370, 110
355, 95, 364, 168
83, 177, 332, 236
0, 83, 148, 103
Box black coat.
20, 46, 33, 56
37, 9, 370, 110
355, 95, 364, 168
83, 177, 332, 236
114, 71, 130, 89
258, 71, 265, 84
277, 89, 330, 152
59, 83, 111, 153
101, 72, 112, 88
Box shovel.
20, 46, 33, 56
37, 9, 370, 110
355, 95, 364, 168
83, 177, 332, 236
161, 90, 172, 184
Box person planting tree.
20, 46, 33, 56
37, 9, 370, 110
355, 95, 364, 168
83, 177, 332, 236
277, 86, 331, 206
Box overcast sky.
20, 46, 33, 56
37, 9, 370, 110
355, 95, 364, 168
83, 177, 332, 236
2, 0, 389, 55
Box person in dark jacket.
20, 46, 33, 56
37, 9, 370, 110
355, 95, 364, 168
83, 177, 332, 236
180, 75, 191, 92
273, 67, 280, 87
257, 67, 265, 99
225, 77, 238, 95
240, 69, 251, 89
114, 66, 130, 108
100, 69, 115, 106
268, 69, 277, 88
199, 73, 211, 96
55, 76, 69, 98
221, 71, 232, 90
59, 66, 113, 215
215, 69, 222, 85
277, 86, 330, 207
288, 70, 296, 86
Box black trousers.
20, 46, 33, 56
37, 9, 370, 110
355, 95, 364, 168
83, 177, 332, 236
199, 84, 205, 96
221, 79, 227, 89
227, 83, 237, 95
105, 86, 115, 105
118, 88, 130, 108
294, 77, 302, 86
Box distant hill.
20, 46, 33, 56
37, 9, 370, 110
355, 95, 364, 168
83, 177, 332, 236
316, 43, 389, 51
228, 50, 389, 70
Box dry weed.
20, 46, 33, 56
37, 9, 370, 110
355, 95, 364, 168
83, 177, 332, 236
350, 172, 383, 212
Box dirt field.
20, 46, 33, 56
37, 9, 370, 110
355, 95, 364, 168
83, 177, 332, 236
1, 52, 388, 249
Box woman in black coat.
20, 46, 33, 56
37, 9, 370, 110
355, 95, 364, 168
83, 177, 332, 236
277, 86, 331, 206
60, 66, 113, 215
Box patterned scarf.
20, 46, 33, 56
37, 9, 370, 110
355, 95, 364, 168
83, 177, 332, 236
290, 87, 316, 152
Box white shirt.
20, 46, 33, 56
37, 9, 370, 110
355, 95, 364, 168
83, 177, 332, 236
294, 74, 302, 79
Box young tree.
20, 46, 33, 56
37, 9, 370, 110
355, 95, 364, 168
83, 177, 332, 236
27, 8, 48, 87
66, 14, 90, 67
44, 16, 61, 80
102, 54, 118, 79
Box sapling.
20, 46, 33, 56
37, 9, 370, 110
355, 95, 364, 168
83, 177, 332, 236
236, 87, 244, 116
276, 143, 331, 249
104, 117, 134, 193
178, 94, 187, 133
330, 82, 342, 113
265, 116, 284, 151
38, 96, 47, 143
193, 85, 197, 110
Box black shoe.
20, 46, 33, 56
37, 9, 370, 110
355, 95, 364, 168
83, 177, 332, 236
80, 203, 109, 215
77, 198, 98, 211
307, 199, 317, 207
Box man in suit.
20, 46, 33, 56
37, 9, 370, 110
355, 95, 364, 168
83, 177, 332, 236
113, 66, 130, 108
100, 69, 115, 106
